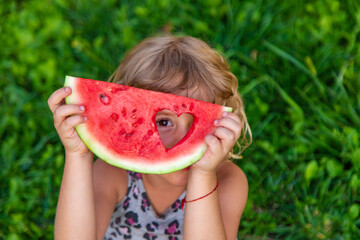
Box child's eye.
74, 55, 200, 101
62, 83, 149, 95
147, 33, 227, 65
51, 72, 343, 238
156, 119, 173, 127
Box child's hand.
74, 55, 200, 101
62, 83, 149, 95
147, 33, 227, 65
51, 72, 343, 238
48, 87, 91, 157
192, 112, 242, 174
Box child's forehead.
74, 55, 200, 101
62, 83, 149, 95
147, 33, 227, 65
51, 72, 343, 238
174, 87, 214, 103
163, 74, 215, 103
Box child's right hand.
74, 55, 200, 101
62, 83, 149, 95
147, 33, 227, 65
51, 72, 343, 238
48, 87, 91, 157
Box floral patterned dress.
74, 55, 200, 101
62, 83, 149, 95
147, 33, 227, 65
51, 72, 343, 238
104, 171, 185, 240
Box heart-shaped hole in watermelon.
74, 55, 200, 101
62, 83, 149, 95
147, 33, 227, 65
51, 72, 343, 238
155, 110, 194, 149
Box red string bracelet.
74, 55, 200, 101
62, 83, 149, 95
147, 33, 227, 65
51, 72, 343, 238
181, 181, 219, 210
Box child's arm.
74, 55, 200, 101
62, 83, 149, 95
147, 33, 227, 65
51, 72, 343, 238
92, 159, 128, 238
48, 87, 97, 239
55, 152, 96, 239
184, 112, 248, 240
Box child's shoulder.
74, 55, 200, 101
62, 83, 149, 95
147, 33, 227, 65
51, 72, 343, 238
217, 160, 248, 216
217, 160, 248, 185
93, 159, 129, 203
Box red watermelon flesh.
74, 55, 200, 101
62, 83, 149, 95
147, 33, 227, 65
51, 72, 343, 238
64, 76, 232, 174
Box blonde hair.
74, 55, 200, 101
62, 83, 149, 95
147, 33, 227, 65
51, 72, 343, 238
109, 35, 252, 157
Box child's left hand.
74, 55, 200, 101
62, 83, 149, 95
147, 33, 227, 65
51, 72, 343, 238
191, 111, 242, 174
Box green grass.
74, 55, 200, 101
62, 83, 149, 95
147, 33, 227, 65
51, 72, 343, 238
1, 0, 359, 239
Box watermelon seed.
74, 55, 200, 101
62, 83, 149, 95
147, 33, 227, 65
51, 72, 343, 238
111, 86, 130, 93
130, 109, 137, 118
121, 107, 127, 117
125, 131, 135, 141
117, 128, 135, 142
132, 117, 144, 127
189, 102, 194, 111
182, 104, 186, 108
110, 113, 119, 122
119, 128, 126, 136
142, 130, 154, 142
100, 93, 110, 105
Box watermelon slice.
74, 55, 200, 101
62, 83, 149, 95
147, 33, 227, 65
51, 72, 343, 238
64, 76, 232, 174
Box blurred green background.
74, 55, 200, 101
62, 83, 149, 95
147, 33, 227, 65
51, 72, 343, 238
1, 0, 359, 239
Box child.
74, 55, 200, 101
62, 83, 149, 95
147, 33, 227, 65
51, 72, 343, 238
48, 35, 251, 240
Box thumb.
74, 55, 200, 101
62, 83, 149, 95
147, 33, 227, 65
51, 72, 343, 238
204, 135, 221, 155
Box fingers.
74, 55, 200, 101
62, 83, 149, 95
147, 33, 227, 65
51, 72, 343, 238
54, 105, 87, 140
49, 86, 86, 130
214, 127, 236, 143
53, 104, 85, 128
222, 111, 241, 123
60, 115, 87, 136
205, 134, 222, 153
48, 87, 72, 113
204, 112, 242, 154
194, 113, 242, 172
214, 112, 242, 140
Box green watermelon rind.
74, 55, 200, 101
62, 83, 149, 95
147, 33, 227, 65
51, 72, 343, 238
64, 75, 232, 174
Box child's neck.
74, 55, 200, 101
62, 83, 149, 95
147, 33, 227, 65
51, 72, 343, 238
142, 174, 186, 216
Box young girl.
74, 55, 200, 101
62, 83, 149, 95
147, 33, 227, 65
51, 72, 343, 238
48, 35, 251, 240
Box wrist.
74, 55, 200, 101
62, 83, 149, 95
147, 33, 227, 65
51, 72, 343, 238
184, 167, 218, 210
182, 181, 218, 209
187, 167, 218, 190
65, 150, 94, 161
189, 165, 217, 179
